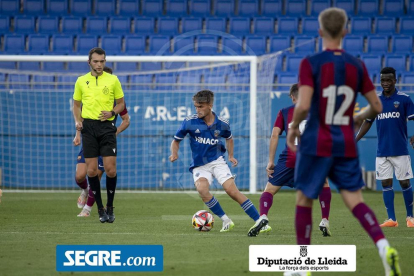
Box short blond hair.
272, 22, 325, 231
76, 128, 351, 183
318, 8, 348, 39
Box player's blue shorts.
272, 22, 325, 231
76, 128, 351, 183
268, 161, 294, 188
77, 147, 105, 172
295, 152, 365, 199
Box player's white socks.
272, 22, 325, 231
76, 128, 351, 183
83, 205, 92, 212
376, 238, 390, 257
220, 214, 230, 222
81, 188, 88, 195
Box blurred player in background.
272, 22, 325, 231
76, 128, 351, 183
286, 8, 400, 276
74, 66, 130, 218
249, 84, 332, 237
170, 90, 264, 236
356, 66, 414, 228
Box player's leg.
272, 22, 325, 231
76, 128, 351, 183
210, 158, 261, 235
391, 155, 414, 227
295, 190, 314, 245
260, 162, 294, 218
333, 157, 400, 276
341, 189, 401, 276
100, 121, 118, 223
295, 153, 332, 245
103, 156, 117, 223
85, 157, 107, 220
75, 148, 88, 209
256, 163, 295, 235
193, 167, 232, 232
78, 163, 103, 217
82, 120, 108, 223
376, 157, 398, 227
318, 179, 332, 237
259, 183, 281, 216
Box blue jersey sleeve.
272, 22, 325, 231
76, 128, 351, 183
406, 96, 414, 120
174, 120, 188, 141
221, 121, 232, 140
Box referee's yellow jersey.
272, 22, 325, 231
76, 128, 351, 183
73, 71, 124, 121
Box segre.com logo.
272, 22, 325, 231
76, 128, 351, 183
56, 245, 163, 272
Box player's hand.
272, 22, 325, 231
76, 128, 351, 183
99, 111, 113, 121
75, 121, 83, 131
169, 154, 178, 162
287, 126, 300, 152
353, 114, 364, 133
266, 162, 275, 178
73, 135, 81, 146
229, 156, 238, 167
410, 135, 414, 149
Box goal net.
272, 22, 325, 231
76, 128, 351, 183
0, 54, 282, 192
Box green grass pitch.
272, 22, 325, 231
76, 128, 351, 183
0, 191, 411, 276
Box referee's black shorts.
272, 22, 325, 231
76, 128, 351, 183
81, 119, 117, 158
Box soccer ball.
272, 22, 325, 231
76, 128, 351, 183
192, 210, 214, 232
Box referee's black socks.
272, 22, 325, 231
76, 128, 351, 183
106, 174, 117, 207
88, 175, 104, 209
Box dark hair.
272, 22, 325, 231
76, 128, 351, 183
289, 83, 299, 98
103, 66, 113, 74
380, 67, 396, 79
192, 90, 214, 104
88, 47, 106, 61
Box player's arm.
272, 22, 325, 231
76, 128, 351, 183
354, 90, 382, 132
169, 140, 180, 162
113, 97, 125, 116
267, 127, 282, 177
73, 100, 82, 131
73, 130, 81, 146
73, 79, 83, 131
355, 120, 373, 142
170, 120, 188, 162
226, 137, 238, 167
99, 97, 125, 121
287, 85, 313, 152
116, 113, 130, 135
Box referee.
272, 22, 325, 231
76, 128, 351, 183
72, 47, 125, 223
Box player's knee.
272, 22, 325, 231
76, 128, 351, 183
381, 179, 393, 188
87, 168, 98, 177
399, 180, 411, 189
105, 167, 117, 178
75, 174, 86, 183
264, 183, 278, 195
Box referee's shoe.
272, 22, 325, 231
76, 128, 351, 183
107, 206, 115, 223
98, 208, 109, 223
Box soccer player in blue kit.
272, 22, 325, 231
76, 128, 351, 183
357, 67, 414, 228
169, 90, 265, 236
286, 8, 400, 276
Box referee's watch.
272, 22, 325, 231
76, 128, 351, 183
111, 110, 116, 117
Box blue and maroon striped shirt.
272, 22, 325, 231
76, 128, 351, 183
298, 49, 375, 158
274, 105, 297, 168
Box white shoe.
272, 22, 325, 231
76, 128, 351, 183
77, 208, 91, 217
220, 220, 235, 232
260, 224, 272, 233
319, 218, 331, 237
77, 190, 87, 209
248, 215, 269, 237
380, 246, 401, 276
283, 272, 311, 276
